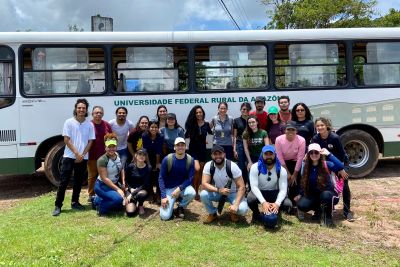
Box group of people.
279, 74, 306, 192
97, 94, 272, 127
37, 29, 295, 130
52, 95, 354, 229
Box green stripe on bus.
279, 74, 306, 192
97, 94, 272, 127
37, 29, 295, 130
0, 157, 35, 175
384, 142, 400, 157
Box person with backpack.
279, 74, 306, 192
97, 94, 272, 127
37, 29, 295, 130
158, 137, 195, 220
295, 143, 347, 227
200, 145, 248, 224
247, 145, 291, 229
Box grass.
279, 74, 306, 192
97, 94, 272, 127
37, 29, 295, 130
0, 192, 399, 267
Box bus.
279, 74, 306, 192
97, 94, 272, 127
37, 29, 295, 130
0, 28, 399, 185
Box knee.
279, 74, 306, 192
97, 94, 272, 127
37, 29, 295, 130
297, 198, 309, 212
160, 208, 172, 221
184, 186, 196, 198
237, 201, 249, 216
200, 190, 210, 201
320, 191, 334, 202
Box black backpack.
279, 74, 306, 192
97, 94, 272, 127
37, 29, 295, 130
209, 159, 233, 183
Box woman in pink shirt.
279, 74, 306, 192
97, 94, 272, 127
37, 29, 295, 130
275, 121, 306, 206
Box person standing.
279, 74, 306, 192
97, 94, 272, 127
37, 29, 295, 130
278, 96, 292, 124
291, 103, 315, 147
87, 106, 112, 202
247, 145, 291, 228
127, 115, 149, 160
266, 106, 285, 144
243, 115, 269, 171
210, 102, 234, 160
53, 98, 95, 216
200, 145, 248, 223
313, 117, 354, 222
250, 96, 268, 130
155, 105, 168, 129
159, 137, 196, 220
160, 113, 185, 155
109, 107, 134, 168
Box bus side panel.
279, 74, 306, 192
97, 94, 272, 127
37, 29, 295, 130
0, 98, 19, 174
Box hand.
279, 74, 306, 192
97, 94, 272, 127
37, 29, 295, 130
261, 202, 270, 213
338, 169, 349, 180
233, 150, 238, 160
288, 175, 297, 186
247, 162, 253, 171
269, 203, 279, 214
117, 189, 125, 199
171, 187, 181, 198
294, 194, 301, 203
320, 148, 330, 156
74, 153, 84, 163
229, 203, 239, 213
219, 188, 230, 196
161, 197, 169, 209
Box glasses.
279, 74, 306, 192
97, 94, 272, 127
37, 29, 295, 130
267, 171, 272, 181
296, 109, 305, 112
309, 150, 320, 155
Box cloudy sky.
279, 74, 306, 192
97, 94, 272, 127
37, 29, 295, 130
0, 0, 399, 32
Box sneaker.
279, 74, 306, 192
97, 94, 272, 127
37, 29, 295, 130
176, 206, 185, 219
230, 212, 239, 223
204, 213, 218, 224
52, 206, 61, 216
138, 206, 145, 215
71, 202, 85, 210
344, 212, 355, 222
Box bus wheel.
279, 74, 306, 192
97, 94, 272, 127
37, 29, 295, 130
44, 141, 64, 186
340, 130, 379, 178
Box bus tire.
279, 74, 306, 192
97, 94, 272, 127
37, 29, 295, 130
44, 141, 64, 186
340, 129, 379, 178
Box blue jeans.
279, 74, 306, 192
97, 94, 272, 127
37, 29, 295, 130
94, 180, 124, 215
117, 148, 129, 168
160, 186, 196, 220
297, 190, 339, 218
200, 190, 248, 215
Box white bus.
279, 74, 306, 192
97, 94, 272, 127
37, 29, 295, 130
0, 29, 399, 185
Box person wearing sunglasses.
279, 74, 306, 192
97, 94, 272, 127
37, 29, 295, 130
291, 102, 315, 147
294, 143, 345, 227
247, 145, 291, 228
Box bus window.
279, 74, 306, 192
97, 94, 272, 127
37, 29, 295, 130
112, 46, 187, 92
274, 43, 346, 89
194, 45, 267, 90
353, 42, 400, 86
22, 47, 105, 95
0, 46, 14, 109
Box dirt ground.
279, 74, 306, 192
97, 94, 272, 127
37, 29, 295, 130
0, 158, 399, 250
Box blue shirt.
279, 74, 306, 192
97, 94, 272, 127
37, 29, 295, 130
158, 154, 194, 198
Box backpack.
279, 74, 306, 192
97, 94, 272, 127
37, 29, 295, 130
323, 161, 344, 194
210, 159, 233, 181
166, 153, 192, 175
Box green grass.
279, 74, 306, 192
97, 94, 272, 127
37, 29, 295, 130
0, 193, 399, 266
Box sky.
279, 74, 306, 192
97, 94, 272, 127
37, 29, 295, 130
0, 0, 399, 32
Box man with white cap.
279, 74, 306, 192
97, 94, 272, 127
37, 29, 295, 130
247, 145, 291, 228
158, 137, 195, 220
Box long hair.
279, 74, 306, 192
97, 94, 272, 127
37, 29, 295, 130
301, 154, 330, 196
244, 115, 259, 139
266, 113, 282, 133
156, 105, 168, 122
185, 105, 205, 139
135, 115, 149, 132
115, 106, 128, 115
145, 119, 160, 138
291, 102, 313, 121
315, 117, 332, 133
73, 98, 89, 117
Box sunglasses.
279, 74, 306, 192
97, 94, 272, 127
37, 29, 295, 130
267, 171, 272, 181
309, 150, 320, 155
296, 109, 305, 112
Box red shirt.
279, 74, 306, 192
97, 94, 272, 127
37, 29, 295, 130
279, 110, 292, 124
89, 120, 112, 160
249, 110, 268, 130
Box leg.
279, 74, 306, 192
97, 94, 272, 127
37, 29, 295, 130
71, 160, 87, 204
160, 188, 177, 220
246, 191, 261, 219
87, 160, 98, 197
135, 190, 148, 207
236, 141, 248, 187
118, 148, 129, 168
200, 189, 221, 215
297, 196, 315, 213
55, 158, 74, 208
178, 185, 196, 208
223, 145, 234, 161
228, 193, 248, 216
342, 179, 351, 215
94, 181, 124, 215
192, 161, 204, 199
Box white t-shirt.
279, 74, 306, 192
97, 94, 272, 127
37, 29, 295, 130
203, 159, 242, 193
62, 117, 95, 160
109, 119, 134, 150
249, 163, 288, 206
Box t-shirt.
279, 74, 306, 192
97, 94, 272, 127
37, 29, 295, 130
186, 122, 212, 161
211, 115, 233, 146
249, 164, 288, 206
108, 119, 134, 151
89, 120, 112, 160
125, 162, 151, 189
279, 110, 292, 124
275, 134, 306, 172
142, 133, 164, 167
62, 117, 95, 160
295, 120, 315, 147
203, 159, 242, 193
312, 132, 347, 163
249, 110, 268, 130
233, 117, 247, 142
159, 127, 185, 150
242, 129, 268, 160
267, 122, 285, 144
96, 153, 122, 184
127, 129, 144, 153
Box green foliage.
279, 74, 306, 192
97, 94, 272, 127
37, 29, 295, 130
374, 8, 400, 27
68, 24, 84, 32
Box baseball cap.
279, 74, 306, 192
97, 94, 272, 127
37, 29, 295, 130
211, 144, 225, 154
136, 148, 147, 155
268, 106, 279, 114
285, 121, 297, 130
262, 145, 276, 154
308, 143, 321, 152
167, 113, 176, 119
105, 139, 117, 147
174, 137, 186, 145
255, 96, 266, 103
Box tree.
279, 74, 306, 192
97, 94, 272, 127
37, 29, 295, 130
262, 0, 377, 29
373, 8, 400, 27
68, 24, 84, 32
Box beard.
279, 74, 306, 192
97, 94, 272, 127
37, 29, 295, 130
263, 157, 276, 166
213, 158, 224, 166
